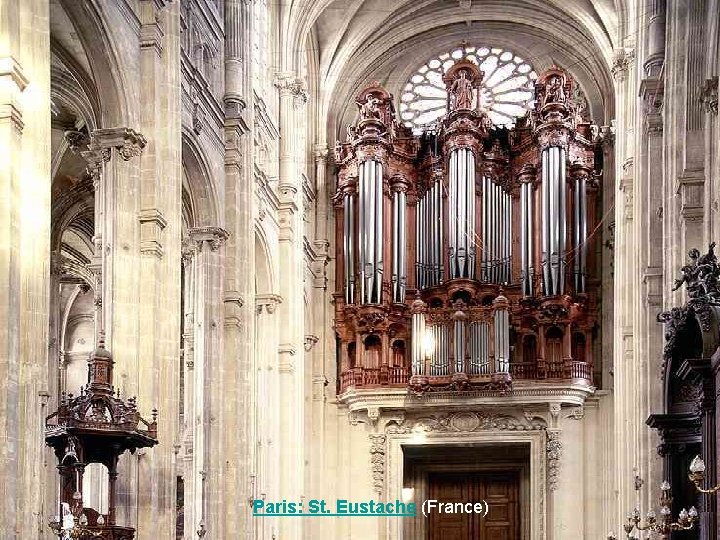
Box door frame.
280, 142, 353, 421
418, 461, 528, 540
386, 431, 546, 540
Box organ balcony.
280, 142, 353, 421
333, 62, 601, 406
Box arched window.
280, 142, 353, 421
523, 334, 537, 364
391, 340, 406, 367
399, 46, 537, 131
545, 326, 564, 377
347, 342, 357, 369
572, 332, 587, 363
363, 334, 382, 369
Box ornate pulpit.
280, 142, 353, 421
45, 339, 158, 539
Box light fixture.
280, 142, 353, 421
401, 487, 415, 503
620, 473, 698, 539
689, 455, 720, 493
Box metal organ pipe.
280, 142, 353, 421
467, 150, 476, 279
374, 161, 383, 303
448, 149, 476, 279
398, 190, 406, 300
521, 182, 535, 295
343, 194, 355, 303
367, 161, 375, 302
480, 176, 487, 280
541, 147, 567, 296
494, 308, 510, 373
468, 321, 490, 375
358, 160, 384, 304
454, 317, 466, 374
411, 311, 426, 375
573, 174, 587, 293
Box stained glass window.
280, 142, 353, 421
399, 46, 537, 131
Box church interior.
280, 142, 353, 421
1, 0, 720, 538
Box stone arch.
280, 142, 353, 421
182, 132, 221, 229
55, 0, 135, 126
254, 228, 276, 295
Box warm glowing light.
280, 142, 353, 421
422, 331, 435, 358
690, 455, 706, 473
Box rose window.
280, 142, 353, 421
399, 46, 537, 131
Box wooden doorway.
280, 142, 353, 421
427, 471, 520, 540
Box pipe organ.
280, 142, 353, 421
334, 63, 601, 395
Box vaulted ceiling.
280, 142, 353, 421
302, 0, 625, 139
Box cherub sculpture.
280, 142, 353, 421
672, 243, 720, 301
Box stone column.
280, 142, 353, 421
610, 44, 639, 525
638, 28, 666, 508
187, 226, 228, 540
135, 3, 183, 538
0, 0, 51, 536
217, 1, 255, 538
274, 72, 308, 540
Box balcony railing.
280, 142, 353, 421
339, 359, 592, 393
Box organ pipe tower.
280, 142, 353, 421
334, 62, 600, 395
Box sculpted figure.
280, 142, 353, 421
359, 95, 381, 120
543, 75, 566, 106
450, 70, 474, 110
346, 124, 357, 141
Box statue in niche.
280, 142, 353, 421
359, 94, 381, 120
449, 70, 474, 111
543, 75, 566, 106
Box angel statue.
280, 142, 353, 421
449, 70, 474, 111
359, 95, 381, 120
543, 75, 566, 106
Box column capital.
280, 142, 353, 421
274, 73, 308, 105
313, 143, 329, 162
187, 226, 230, 251
611, 48, 635, 82
90, 127, 147, 161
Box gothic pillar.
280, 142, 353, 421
135, 3, 183, 537
274, 73, 308, 539
217, 2, 255, 538
187, 227, 228, 540
610, 44, 640, 525
0, 0, 51, 536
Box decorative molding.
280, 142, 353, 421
546, 430, 562, 491
611, 48, 635, 82
368, 434, 387, 495
138, 208, 168, 258
304, 335, 319, 351
700, 76, 718, 115
274, 73, 308, 107
383, 411, 548, 435
255, 294, 282, 314
187, 226, 229, 251
565, 406, 585, 420
90, 127, 147, 161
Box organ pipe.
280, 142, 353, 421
494, 307, 510, 373
448, 149, 476, 279
358, 160, 384, 304
573, 173, 587, 293
541, 146, 567, 296
343, 194, 355, 303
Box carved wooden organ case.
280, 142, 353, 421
334, 61, 601, 395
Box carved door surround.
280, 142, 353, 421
381, 412, 548, 540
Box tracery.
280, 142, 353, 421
399, 46, 537, 131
